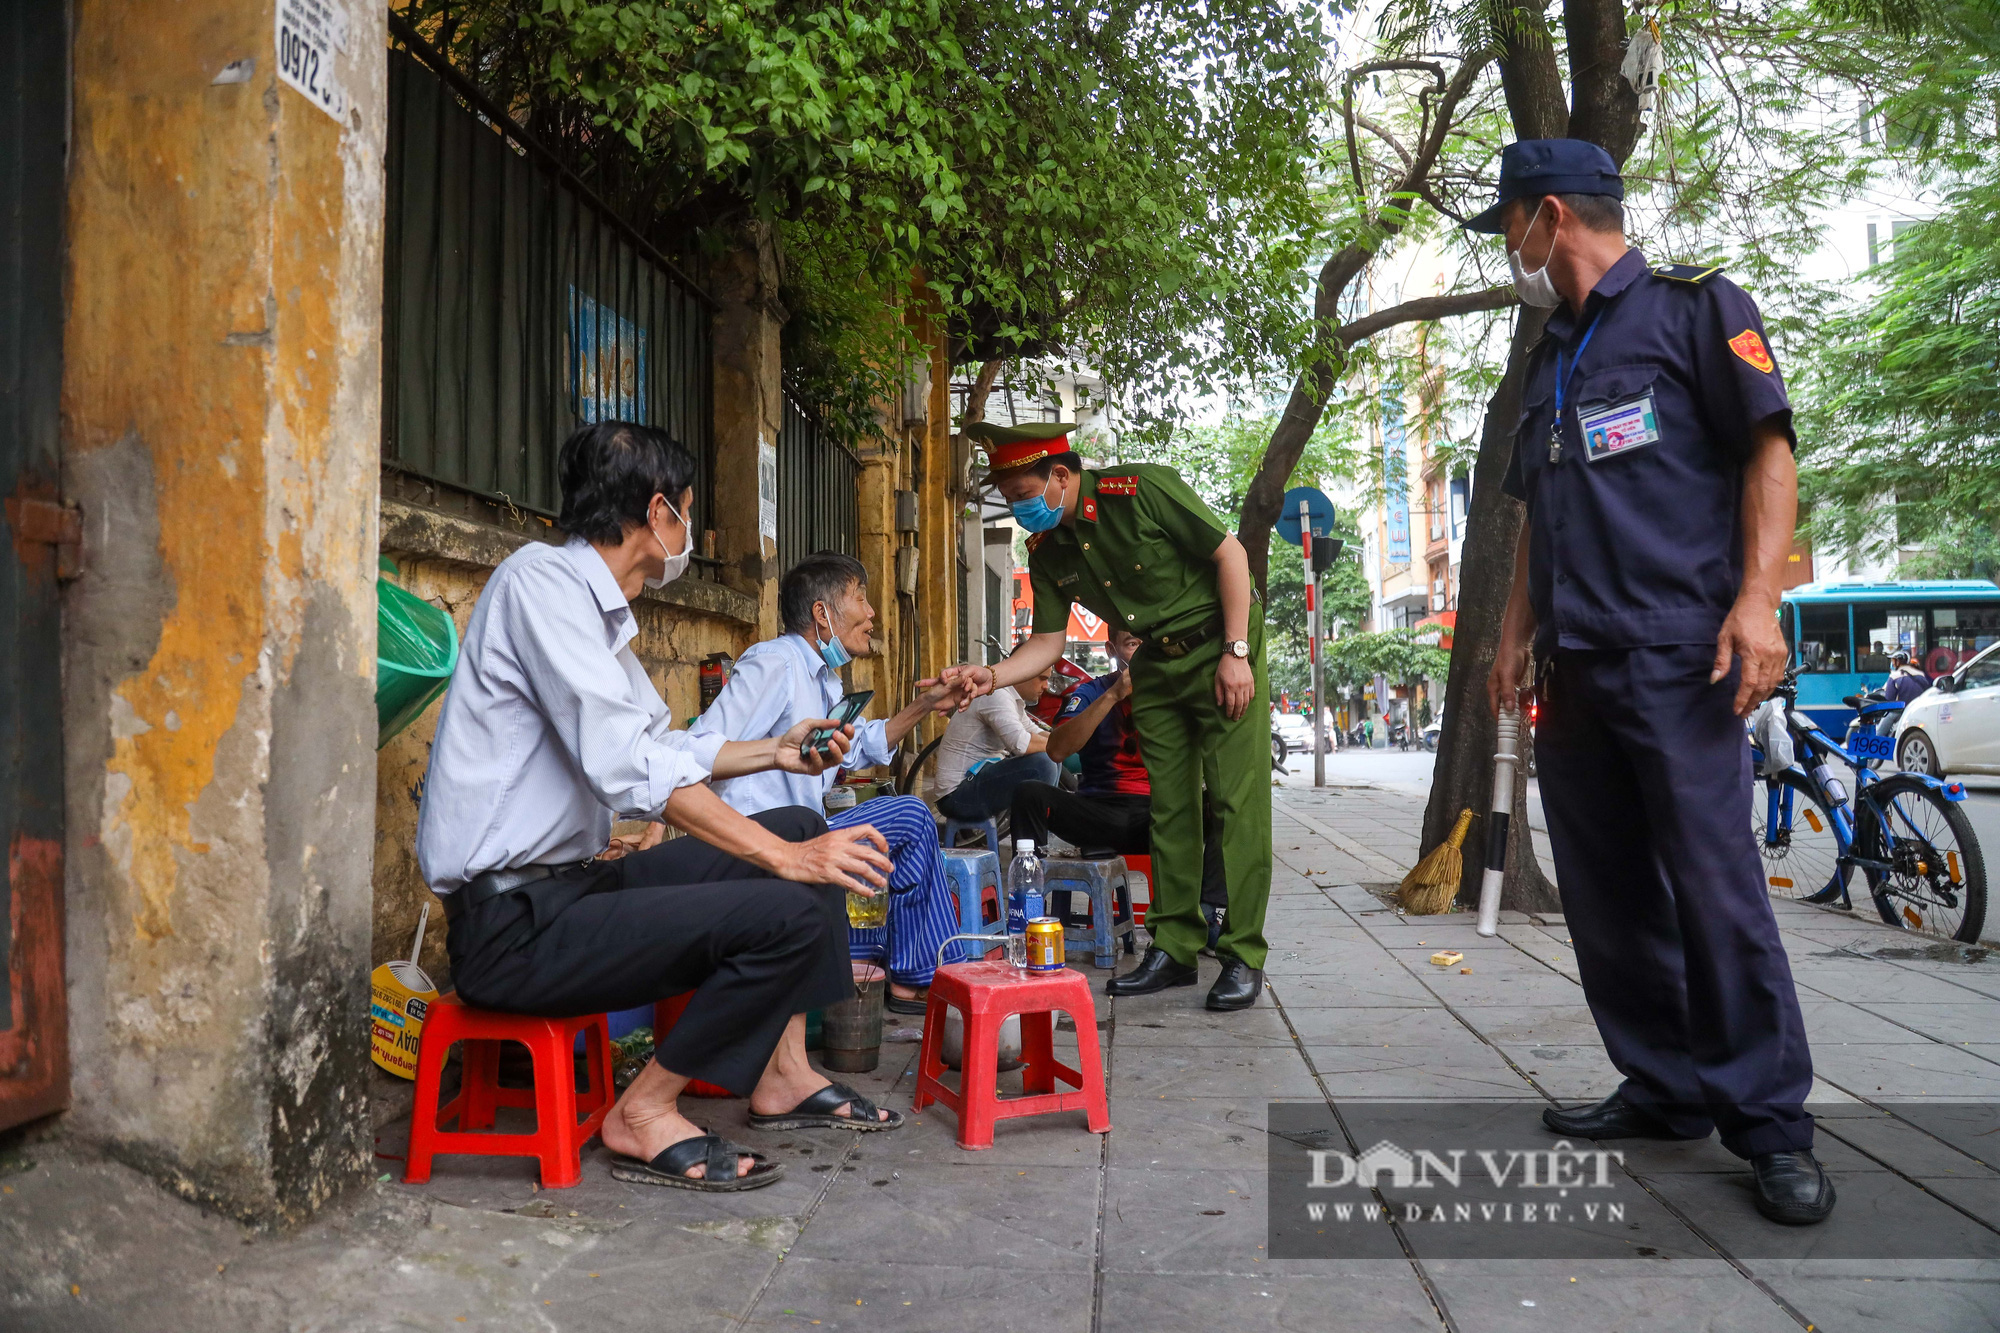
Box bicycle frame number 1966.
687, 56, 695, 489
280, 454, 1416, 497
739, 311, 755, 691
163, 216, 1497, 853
1851, 733, 1897, 762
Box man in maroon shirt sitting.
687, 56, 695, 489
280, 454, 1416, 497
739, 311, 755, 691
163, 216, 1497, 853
1009, 629, 1226, 943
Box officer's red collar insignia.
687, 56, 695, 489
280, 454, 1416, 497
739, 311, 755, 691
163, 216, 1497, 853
1729, 328, 1774, 373
1079, 497, 1098, 522
1025, 531, 1047, 553
1098, 475, 1139, 496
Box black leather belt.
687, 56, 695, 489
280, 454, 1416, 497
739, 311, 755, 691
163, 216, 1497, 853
440, 859, 595, 922
1149, 622, 1220, 660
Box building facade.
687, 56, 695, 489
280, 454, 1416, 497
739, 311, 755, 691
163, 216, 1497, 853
1, 1, 966, 1224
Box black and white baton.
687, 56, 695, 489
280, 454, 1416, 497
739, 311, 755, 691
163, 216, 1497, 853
1475, 705, 1522, 938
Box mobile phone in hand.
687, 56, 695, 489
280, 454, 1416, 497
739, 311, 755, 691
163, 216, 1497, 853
801, 689, 875, 763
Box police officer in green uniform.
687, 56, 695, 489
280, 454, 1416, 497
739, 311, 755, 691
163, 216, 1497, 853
940, 422, 1271, 1010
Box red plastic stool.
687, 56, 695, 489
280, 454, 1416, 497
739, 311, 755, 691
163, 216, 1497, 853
913, 961, 1110, 1149
404, 995, 614, 1189
652, 994, 733, 1098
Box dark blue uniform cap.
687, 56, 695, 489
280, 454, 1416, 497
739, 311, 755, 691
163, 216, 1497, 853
1464, 139, 1624, 234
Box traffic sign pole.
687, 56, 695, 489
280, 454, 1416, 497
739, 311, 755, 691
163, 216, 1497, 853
1301, 497, 1325, 789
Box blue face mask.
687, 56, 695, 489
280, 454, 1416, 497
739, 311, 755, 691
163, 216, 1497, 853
1010, 476, 1064, 533
814, 606, 852, 670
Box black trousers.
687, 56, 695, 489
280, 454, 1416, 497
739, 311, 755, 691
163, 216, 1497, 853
446, 807, 852, 1097
1537, 645, 1814, 1159
1007, 782, 1228, 909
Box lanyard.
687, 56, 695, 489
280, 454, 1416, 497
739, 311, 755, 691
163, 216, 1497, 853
1553, 308, 1607, 419
1547, 307, 1606, 464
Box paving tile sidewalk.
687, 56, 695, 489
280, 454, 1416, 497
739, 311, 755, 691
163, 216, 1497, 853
7, 783, 2000, 1331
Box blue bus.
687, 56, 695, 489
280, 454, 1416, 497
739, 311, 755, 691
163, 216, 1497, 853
1783, 579, 2000, 731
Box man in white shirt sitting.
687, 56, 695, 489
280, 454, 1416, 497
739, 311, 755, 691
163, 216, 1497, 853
692, 552, 970, 1014
933, 671, 1060, 825
418, 422, 901, 1195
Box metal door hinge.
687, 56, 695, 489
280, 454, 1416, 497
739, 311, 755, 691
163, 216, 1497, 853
8, 497, 83, 580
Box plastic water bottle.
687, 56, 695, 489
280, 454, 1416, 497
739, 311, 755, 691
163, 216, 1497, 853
1006, 838, 1046, 968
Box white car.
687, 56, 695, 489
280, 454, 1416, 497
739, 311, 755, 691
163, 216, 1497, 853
1894, 641, 2000, 777
1272, 712, 1314, 757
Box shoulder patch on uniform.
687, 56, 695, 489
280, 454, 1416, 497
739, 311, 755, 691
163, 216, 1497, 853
1729, 328, 1775, 373
1079, 497, 1099, 522
1652, 262, 1726, 285
1097, 475, 1139, 496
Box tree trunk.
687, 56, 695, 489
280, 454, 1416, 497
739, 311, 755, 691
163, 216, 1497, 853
1563, 0, 1643, 157
1241, 355, 1344, 598
1491, 0, 1569, 139
1419, 306, 1561, 914
961, 357, 1006, 426
1418, 0, 1641, 912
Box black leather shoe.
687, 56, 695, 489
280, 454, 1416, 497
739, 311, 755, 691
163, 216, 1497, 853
1105, 946, 1198, 996
1205, 959, 1263, 1011
1751, 1149, 1836, 1225
1541, 1092, 1700, 1141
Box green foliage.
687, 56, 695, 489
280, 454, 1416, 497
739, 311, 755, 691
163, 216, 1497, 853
1107, 414, 1359, 518
407, 0, 1332, 437
1321, 627, 1452, 691
1262, 518, 1370, 690
1791, 1, 1999, 567
774, 223, 922, 443
1798, 180, 2000, 565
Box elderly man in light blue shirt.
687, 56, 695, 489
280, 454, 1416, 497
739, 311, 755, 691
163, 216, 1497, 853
693, 551, 970, 1013
418, 422, 908, 1195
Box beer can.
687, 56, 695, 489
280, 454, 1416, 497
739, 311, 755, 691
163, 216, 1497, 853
1025, 917, 1065, 972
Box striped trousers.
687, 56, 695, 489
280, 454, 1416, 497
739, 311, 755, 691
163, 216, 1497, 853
832, 795, 967, 987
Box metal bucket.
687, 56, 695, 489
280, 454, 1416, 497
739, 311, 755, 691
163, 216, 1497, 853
821, 962, 885, 1073
928, 930, 1024, 1071
940, 1009, 1022, 1071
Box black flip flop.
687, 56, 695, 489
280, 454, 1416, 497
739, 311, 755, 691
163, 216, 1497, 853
608, 1133, 784, 1192
748, 1081, 904, 1132
884, 991, 929, 1015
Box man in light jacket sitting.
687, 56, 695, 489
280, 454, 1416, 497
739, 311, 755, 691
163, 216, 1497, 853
692, 551, 970, 1013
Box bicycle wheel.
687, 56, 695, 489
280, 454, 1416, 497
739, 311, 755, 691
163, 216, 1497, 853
1750, 770, 1846, 905
1856, 774, 1988, 943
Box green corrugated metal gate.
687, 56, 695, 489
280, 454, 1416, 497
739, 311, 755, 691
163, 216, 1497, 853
383, 42, 716, 524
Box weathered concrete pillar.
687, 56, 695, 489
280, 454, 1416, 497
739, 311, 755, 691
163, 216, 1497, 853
710, 222, 784, 636
60, 0, 385, 1223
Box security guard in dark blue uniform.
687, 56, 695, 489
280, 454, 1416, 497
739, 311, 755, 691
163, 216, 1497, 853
1473, 140, 1834, 1225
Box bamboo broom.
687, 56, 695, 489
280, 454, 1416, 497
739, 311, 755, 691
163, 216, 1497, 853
1398, 808, 1475, 916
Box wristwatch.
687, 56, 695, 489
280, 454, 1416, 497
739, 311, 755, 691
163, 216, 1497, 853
1226, 639, 1250, 659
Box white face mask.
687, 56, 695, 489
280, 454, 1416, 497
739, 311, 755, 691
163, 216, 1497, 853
645, 496, 693, 589
1507, 200, 1563, 309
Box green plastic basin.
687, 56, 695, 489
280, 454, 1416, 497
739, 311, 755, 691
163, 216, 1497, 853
377, 575, 459, 748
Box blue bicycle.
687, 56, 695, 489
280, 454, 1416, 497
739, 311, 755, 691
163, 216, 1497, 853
1751, 669, 1986, 942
